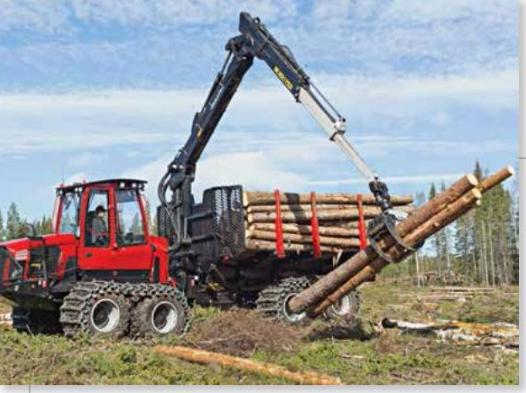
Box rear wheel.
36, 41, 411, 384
323, 290, 361, 322
256, 277, 312, 324
130, 288, 190, 338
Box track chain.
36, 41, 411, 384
255, 276, 311, 323
60, 280, 191, 338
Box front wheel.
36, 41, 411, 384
60, 281, 131, 338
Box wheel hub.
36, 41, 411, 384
90, 299, 120, 333
151, 301, 178, 334
330, 294, 352, 316
282, 293, 307, 323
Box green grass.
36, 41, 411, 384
0, 280, 519, 385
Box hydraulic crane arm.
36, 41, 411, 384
159, 12, 392, 250
237, 13, 378, 181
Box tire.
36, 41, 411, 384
130, 288, 190, 338
255, 277, 312, 324
60, 281, 131, 338
11, 306, 62, 334
323, 290, 361, 322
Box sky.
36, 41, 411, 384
0, 0, 518, 220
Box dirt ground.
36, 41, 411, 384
0, 279, 519, 385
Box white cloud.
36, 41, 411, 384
66, 151, 104, 169
309, 172, 466, 187
63, 171, 88, 186
0, 68, 516, 161
0, 0, 298, 32
0, 0, 515, 91
123, 151, 308, 204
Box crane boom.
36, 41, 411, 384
158, 12, 392, 250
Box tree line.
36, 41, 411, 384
389, 161, 519, 287
0, 203, 53, 241
0, 202, 156, 242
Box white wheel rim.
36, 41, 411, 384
283, 293, 307, 323
151, 301, 178, 334
90, 299, 120, 333
330, 294, 352, 316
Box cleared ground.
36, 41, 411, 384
0, 279, 519, 385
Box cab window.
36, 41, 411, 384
85, 190, 109, 247
59, 191, 81, 236
116, 189, 145, 246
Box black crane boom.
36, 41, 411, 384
158, 12, 392, 251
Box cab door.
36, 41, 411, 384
78, 186, 114, 272
78, 186, 153, 281
108, 188, 153, 282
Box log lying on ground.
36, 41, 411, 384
244, 191, 413, 207
247, 229, 361, 248
381, 318, 519, 349
0, 313, 11, 326
298, 166, 514, 316
249, 222, 361, 237
155, 345, 342, 385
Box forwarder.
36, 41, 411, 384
0, 12, 397, 338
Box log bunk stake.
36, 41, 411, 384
244, 191, 415, 254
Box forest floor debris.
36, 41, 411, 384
0, 279, 518, 384
381, 318, 518, 351
184, 309, 301, 357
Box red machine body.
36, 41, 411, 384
0, 179, 171, 310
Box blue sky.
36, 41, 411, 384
0, 0, 518, 220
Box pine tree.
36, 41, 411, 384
0, 209, 5, 241
130, 213, 142, 234
439, 182, 452, 276
6, 203, 22, 240
428, 183, 441, 274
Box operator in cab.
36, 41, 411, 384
89, 205, 108, 246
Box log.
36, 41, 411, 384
245, 239, 352, 254
479, 165, 514, 191
309, 165, 514, 315
243, 191, 413, 206
309, 188, 482, 316
249, 222, 361, 237
155, 345, 341, 385
247, 204, 415, 214
286, 173, 479, 314
246, 206, 383, 224
247, 229, 361, 248
247, 203, 361, 213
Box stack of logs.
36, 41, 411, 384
243, 191, 414, 253
287, 166, 514, 318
